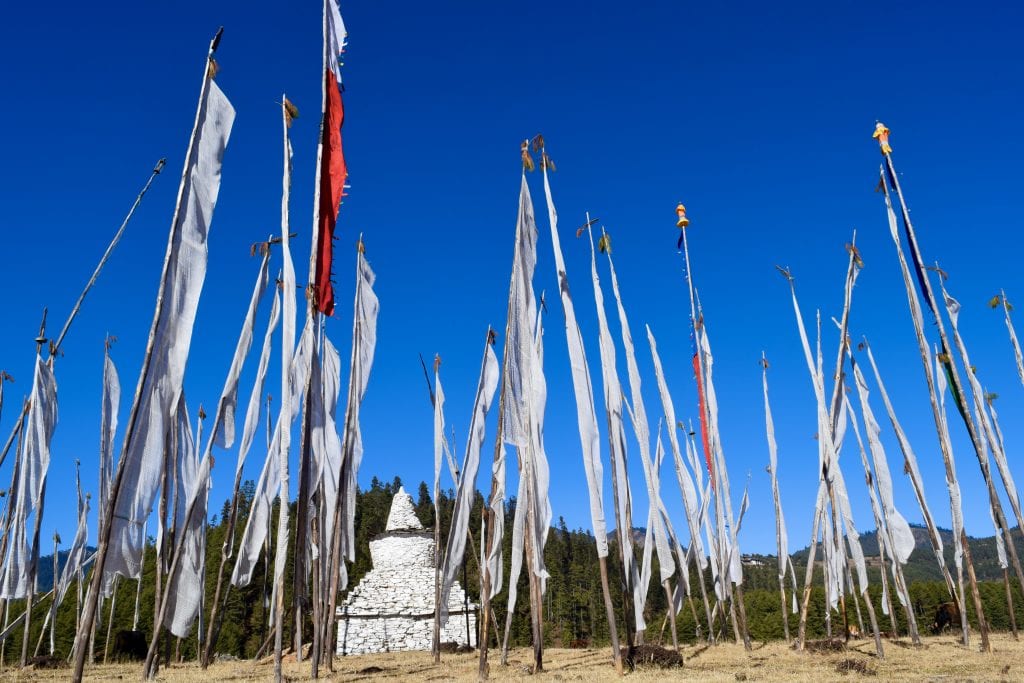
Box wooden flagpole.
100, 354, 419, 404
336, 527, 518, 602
203, 246, 274, 668
762, 355, 791, 643
478, 197, 521, 681
321, 249, 365, 673
272, 89, 301, 683
432, 360, 443, 665
71, 29, 223, 683
875, 133, 994, 649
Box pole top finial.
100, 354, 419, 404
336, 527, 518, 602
676, 203, 690, 228
873, 122, 892, 155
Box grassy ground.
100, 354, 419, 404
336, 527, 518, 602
5, 633, 1022, 681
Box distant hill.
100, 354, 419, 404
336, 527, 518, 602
606, 527, 648, 547
36, 546, 97, 593
791, 524, 1024, 583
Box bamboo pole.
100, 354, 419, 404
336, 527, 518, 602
71, 29, 223, 683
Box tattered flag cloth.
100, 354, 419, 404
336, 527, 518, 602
440, 341, 499, 625
762, 357, 797, 611
55, 467, 89, 609
231, 320, 314, 588
864, 343, 949, 577
849, 357, 916, 565
105, 80, 234, 583
878, 167, 965, 589
237, 288, 281, 475
588, 225, 644, 631
942, 282, 1024, 530
0, 356, 57, 599
502, 175, 553, 636
934, 349, 966, 573
648, 327, 705, 575
215, 250, 271, 449
542, 168, 608, 559
163, 398, 210, 637
99, 347, 120, 530
313, 0, 349, 316
606, 246, 675, 599
1000, 294, 1024, 387
337, 251, 379, 572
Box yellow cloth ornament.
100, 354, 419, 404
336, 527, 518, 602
873, 122, 892, 154
675, 203, 690, 228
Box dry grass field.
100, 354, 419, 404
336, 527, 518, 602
4, 633, 1022, 681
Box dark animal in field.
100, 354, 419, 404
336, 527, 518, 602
931, 601, 961, 635
111, 630, 147, 661
569, 639, 591, 649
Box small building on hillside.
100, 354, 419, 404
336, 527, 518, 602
336, 487, 477, 655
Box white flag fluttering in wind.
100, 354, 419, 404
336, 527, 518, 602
105, 80, 234, 583
99, 347, 120, 531
56, 467, 90, 607
230, 319, 314, 588
433, 369, 446, 511
440, 340, 499, 625
784, 275, 871, 608
605, 247, 675, 605
501, 175, 553, 636
237, 288, 281, 475
336, 251, 380, 575
0, 356, 57, 599
215, 250, 271, 449
864, 344, 946, 556
762, 358, 799, 612
485, 442, 506, 599
541, 170, 608, 559
999, 292, 1024, 387
317, 335, 344, 570
588, 227, 644, 631
942, 283, 1024, 533
649, 327, 705, 580
848, 356, 915, 564
231, 426, 281, 587
698, 322, 744, 592
934, 347, 966, 574
165, 459, 212, 638
163, 398, 211, 637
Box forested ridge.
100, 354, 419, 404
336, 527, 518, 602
12, 477, 1023, 663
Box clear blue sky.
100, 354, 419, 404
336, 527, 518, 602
1, 1, 1022, 559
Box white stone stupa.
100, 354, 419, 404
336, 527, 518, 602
335, 486, 477, 655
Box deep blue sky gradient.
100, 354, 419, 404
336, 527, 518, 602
1, 2, 1022, 557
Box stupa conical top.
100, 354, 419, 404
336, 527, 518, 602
386, 486, 424, 532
